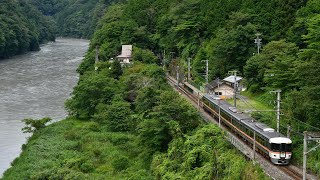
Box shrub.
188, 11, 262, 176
112, 156, 129, 171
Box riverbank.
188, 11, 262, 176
2, 61, 269, 179
0, 39, 89, 176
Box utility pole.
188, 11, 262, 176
303, 131, 320, 180
95, 45, 99, 63
170, 52, 175, 60
163, 50, 166, 70
254, 33, 262, 54
218, 98, 221, 127
205, 59, 209, 84
187, 57, 191, 81
228, 70, 238, 107
217, 78, 221, 128
303, 131, 307, 180
176, 65, 180, 86
95, 45, 99, 71
197, 92, 200, 110
287, 125, 291, 138
270, 90, 281, 132
213, 96, 221, 128
253, 131, 256, 164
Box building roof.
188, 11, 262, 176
205, 78, 224, 90
223, 75, 242, 83
117, 45, 132, 58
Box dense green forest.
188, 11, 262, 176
73, 0, 320, 176
29, 0, 125, 38
3, 62, 268, 179
0, 0, 119, 58
0, 0, 55, 59
3, 0, 320, 178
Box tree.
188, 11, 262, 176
206, 12, 257, 78
135, 87, 159, 114
138, 119, 172, 153
65, 72, 119, 119
285, 14, 320, 127
109, 60, 123, 80
94, 95, 133, 131
22, 117, 52, 133
133, 47, 158, 64
151, 90, 201, 133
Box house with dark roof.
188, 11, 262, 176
205, 75, 243, 98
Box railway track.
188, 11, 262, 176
166, 75, 198, 103
166, 75, 314, 180
279, 166, 303, 180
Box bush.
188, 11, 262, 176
21, 117, 52, 133
112, 156, 129, 171
133, 47, 158, 64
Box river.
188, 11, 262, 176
0, 38, 89, 176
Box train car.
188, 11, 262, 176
202, 94, 292, 165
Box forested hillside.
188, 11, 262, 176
0, 0, 119, 58
3, 0, 320, 178
0, 0, 55, 59
78, 0, 320, 176
80, 0, 319, 129
30, 0, 125, 38
3, 62, 268, 179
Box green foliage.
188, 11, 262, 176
0, 0, 55, 59
65, 71, 119, 119
152, 124, 269, 179
133, 47, 159, 64
151, 90, 202, 133
94, 95, 133, 132
3, 119, 152, 179
30, 0, 122, 39
244, 40, 299, 92
7, 0, 320, 178
206, 12, 257, 77
138, 119, 173, 152
112, 156, 129, 171
21, 117, 52, 133
135, 87, 160, 113
110, 60, 123, 79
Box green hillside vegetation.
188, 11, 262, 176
29, 0, 125, 39
0, 0, 55, 59
0, 0, 120, 58
3, 0, 320, 178
3, 62, 268, 179
79, 0, 320, 176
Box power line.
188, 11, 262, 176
281, 113, 320, 131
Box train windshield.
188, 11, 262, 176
271, 143, 292, 152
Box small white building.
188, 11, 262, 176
116, 45, 132, 64
206, 75, 243, 99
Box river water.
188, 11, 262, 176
0, 38, 89, 176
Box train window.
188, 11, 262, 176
214, 92, 222, 95
286, 144, 292, 151
282, 143, 292, 152
271, 143, 280, 152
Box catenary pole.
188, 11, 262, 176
270, 90, 281, 132
176, 65, 179, 86
277, 90, 281, 132
254, 33, 262, 54
188, 57, 191, 81
205, 59, 208, 84
303, 131, 307, 180
228, 70, 238, 107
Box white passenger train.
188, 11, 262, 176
202, 94, 292, 165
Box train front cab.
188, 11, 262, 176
268, 137, 292, 165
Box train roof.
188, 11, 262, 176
204, 94, 289, 141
